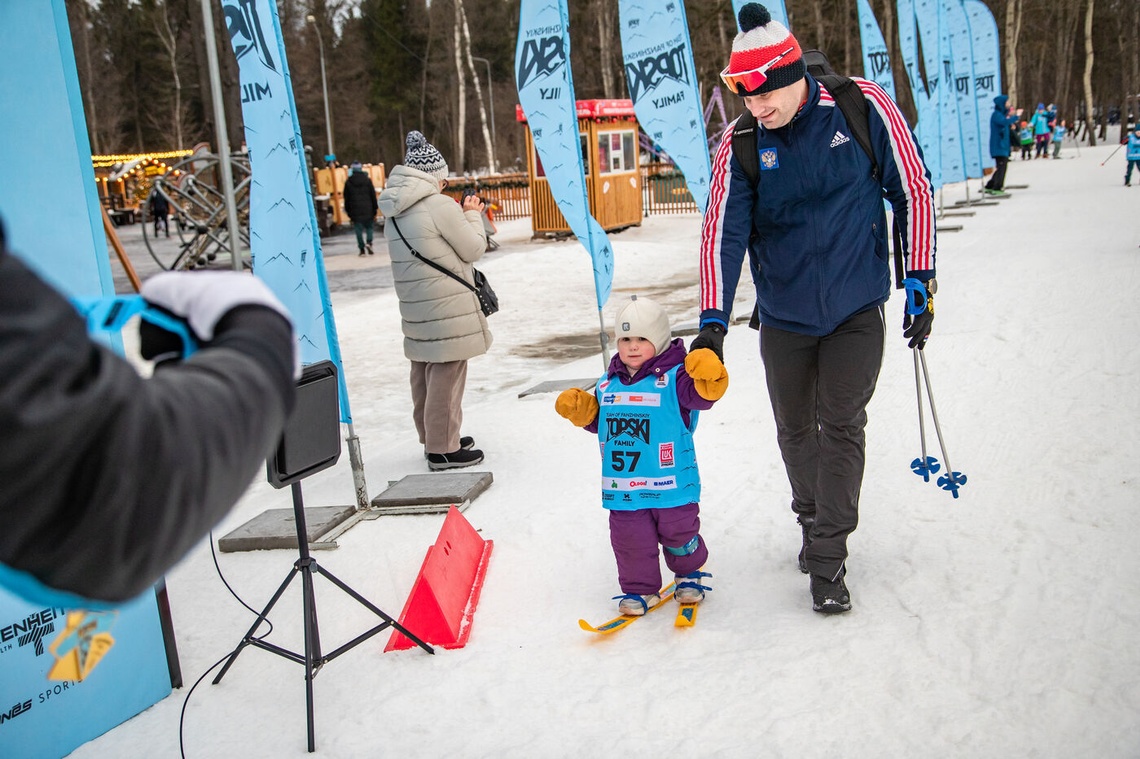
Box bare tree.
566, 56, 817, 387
452, 0, 467, 171
595, 0, 617, 98
457, 0, 496, 172
1082, 0, 1097, 145
154, 1, 185, 148
1005, 0, 1023, 108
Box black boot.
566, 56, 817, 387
797, 514, 814, 574
810, 569, 851, 614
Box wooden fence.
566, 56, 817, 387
440, 165, 699, 220
641, 163, 700, 215
443, 173, 532, 221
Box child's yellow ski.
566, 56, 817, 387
578, 582, 676, 634
675, 602, 699, 627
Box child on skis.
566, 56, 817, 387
1124, 125, 1140, 187
555, 296, 728, 615
1019, 121, 1034, 160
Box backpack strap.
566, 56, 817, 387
730, 109, 760, 188
815, 73, 878, 181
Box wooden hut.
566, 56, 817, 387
516, 99, 642, 237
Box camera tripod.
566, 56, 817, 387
211, 481, 433, 752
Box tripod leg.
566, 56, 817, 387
314, 563, 435, 655
212, 565, 300, 685
301, 560, 318, 752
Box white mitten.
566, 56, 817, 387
141, 271, 292, 341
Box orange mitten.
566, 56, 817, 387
684, 348, 729, 401
555, 388, 599, 427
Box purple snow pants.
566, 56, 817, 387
609, 503, 707, 595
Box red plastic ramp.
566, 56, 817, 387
384, 505, 493, 651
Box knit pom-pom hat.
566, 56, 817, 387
723, 3, 806, 96
403, 130, 449, 181
614, 296, 672, 357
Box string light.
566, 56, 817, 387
91, 149, 194, 169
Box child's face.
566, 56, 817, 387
617, 336, 656, 372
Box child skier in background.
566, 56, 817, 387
1052, 120, 1067, 159
1019, 121, 1034, 160
1124, 125, 1140, 187
556, 296, 727, 615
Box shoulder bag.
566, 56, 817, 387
389, 217, 499, 317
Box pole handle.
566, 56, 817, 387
902, 277, 927, 316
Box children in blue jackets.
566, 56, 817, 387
556, 297, 727, 615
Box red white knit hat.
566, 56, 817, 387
722, 3, 805, 96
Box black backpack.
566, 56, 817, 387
729, 48, 906, 320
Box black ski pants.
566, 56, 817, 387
759, 306, 884, 581
985, 156, 1009, 191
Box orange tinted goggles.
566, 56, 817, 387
719, 47, 795, 95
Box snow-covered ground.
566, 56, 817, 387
69, 139, 1139, 758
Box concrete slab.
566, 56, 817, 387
518, 378, 597, 398
369, 471, 493, 515
217, 504, 357, 552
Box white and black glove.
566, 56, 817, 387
140, 271, 297, 373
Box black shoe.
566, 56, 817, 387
358, 248, 366, 256
427, 447, 484, 471
366, 243, 374, 255
797, 514, 814, 574
424, 436, 475, 459
811, 572, 851, 614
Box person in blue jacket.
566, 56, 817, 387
1124, 125, 1140, 187
985, 94, 1022, 194
691, 3, 937, 614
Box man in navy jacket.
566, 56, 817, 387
691, 3, 937, 614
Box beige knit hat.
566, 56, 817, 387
614, 296, 672, 356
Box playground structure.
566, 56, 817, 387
139, 150, 252, 271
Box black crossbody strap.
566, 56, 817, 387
389, 217, 476, 292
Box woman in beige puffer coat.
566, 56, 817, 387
378, 131, 491, 470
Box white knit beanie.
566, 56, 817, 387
404, 130, 449, 181
614, 296, 672, 356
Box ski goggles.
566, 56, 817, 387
719, 46, 796, 96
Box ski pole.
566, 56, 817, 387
903, 278, 940, 482
910, 347, 938, 481
917, 349, 967, 498
1100, 143, 1124, 166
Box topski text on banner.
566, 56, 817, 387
516, 0, 615, 309
856, 0, 896, 101
618, 0, 711, 212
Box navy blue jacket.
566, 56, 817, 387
699, 75, 936, 337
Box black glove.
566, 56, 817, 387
138, 307, 190, 366
902, 281, 935, 350
690, 323, 726, 361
